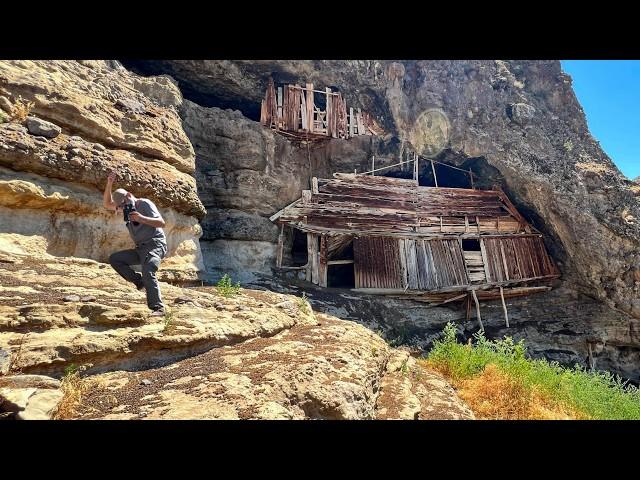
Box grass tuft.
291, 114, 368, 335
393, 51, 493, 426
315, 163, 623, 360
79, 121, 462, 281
162, 308, 177, 334
422, 322, 640, 420
216, 274, 241, 298
296, 292, 310, 315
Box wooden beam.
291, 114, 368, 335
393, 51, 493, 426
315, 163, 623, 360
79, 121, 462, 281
312, 177, 319, 194
327, 259, 355, 265
471, 289, 484, 332
499, 286, 509, 328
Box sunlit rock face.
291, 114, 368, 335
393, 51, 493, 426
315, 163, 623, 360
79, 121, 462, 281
0, 60, 205, 281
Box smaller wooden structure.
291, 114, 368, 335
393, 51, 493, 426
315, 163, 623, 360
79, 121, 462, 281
259, 78, 384, 141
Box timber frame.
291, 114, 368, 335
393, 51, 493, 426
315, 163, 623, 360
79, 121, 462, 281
270, 170, 560, 328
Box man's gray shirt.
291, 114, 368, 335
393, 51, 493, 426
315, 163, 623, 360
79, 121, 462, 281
126, 198, 166, 246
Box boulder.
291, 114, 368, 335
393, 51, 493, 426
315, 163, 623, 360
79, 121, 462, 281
26, 117, 61, 139
508, 103, 536, 125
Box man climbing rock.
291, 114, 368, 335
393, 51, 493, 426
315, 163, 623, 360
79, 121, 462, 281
103, 171, 167, 316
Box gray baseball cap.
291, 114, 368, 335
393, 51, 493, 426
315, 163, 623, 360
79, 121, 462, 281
112, 188, 128, 206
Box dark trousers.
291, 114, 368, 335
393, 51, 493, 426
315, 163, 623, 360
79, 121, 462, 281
109, 239, 167, 311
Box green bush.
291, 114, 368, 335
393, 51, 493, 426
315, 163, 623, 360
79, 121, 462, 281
427, 322, 640, 420
216, 274, 241, 298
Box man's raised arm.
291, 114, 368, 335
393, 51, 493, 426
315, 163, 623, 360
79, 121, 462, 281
103, 171, 117, 210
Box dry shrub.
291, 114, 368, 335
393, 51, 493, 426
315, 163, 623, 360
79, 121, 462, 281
9, 96, 35, 123
454, 364, 585, 420
53, 365, 99, 420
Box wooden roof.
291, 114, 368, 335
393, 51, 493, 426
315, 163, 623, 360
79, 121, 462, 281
271, 173, 536, 238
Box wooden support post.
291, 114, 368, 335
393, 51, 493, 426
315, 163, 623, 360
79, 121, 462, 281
326, 87, 334, 138
499, 286, 509, 328
276, 224, 284, 268
431, 159, 438, 187
312, 177, 319, 194
471, 289, 484, 332
372, 155, 375, 176
588, 342, 595, 370
306, 233, 319, 284
465, 293, 472, 321
319, 235, 328, 287
413, 153, 418, 182
306, 83, 314, 134
469, 169, 475, 189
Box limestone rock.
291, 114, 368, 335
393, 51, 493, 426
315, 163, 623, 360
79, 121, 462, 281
0, 348, 9, 375
0, 386, 63, 420
508, 103, 536, 125
0, 96, 12, 113
0, 253, 316, 376
26, 117, 61, 139
71, 313, 470, 420
0, 61, 194, 173
0, 374, 61, 390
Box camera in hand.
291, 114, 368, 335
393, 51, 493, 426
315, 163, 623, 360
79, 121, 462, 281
123, 202, 140, 226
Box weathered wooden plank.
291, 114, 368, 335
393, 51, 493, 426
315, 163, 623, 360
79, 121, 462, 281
306, 83, 314, 134
349, 107, 354, 137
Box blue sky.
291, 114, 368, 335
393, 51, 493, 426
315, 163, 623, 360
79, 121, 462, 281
561, 60, 640, 180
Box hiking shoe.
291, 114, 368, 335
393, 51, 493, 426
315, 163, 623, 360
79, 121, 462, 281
150, 309, 166, 317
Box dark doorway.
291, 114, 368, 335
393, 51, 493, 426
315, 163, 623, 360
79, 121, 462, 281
328, 263, 355, 288
291, 229, 308, 266
462, 239, 481, 251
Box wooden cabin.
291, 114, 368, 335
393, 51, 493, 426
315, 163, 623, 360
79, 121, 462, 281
270, 172, 560, 321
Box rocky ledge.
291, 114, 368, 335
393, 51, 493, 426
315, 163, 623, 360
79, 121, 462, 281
0, 247, 472, 420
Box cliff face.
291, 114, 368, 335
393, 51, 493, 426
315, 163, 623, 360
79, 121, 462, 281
0, 60, 205, 281
128, 60, 640, 316
124, 60, 640, 380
